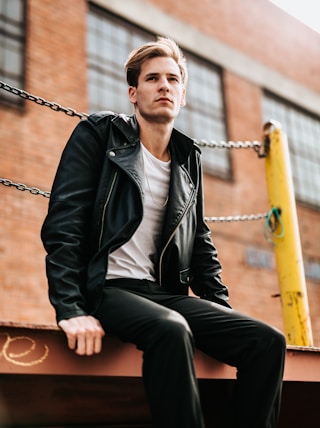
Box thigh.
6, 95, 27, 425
95, 285, 186, 349
165, 295, 277, 366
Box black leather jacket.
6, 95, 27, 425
41, 112, 230, 322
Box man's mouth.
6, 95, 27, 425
156, 97, 172, 103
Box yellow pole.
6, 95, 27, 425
263, 121, 313, 346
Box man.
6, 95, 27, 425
41, 37, 286, 428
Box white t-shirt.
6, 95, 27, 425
106, 143, 171, 281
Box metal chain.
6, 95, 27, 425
0, 81, 265, 221
205, 213, 267, 223
194, 139, 261, 150
0, 80, 88, 119
0, 81, 263, 150
0, 177, 268, 222
0, 178, 51, 198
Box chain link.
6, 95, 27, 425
205, 213, 267, 223
0, 81, 88, 119
194, 139, 261, 150
0, 178, 51, 198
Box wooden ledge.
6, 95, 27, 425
1, 322, 320, 381
1, 323, 320, 427
0, 322, 236, 379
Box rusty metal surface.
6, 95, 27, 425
1, 323, 320, 427
1, 323, 320, 381
0, 323, 236, 379
0, 374, 151, 427
0, 323, 141, 377
1, 374, 319, 427
285, 345, 320, 382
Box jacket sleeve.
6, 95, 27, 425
190, 153, 232, 309
41, 115, 109, 322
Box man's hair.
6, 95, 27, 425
125, 36, 188, 87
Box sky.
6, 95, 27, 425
269, 0, 320, 33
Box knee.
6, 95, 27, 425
162, 311, 192, 334
259, 324, 287, 359
153, 311, 194, 346
271, 328, 287, 355
267, 326, 286, 347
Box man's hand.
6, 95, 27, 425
58, 315, 105, 356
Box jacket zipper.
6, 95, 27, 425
158, 186, 196, 286
98, 170, 118, 249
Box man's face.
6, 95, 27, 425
128, 56, 186, 124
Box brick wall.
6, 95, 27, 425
1, 0, 319, 344
0, 0, 88, 325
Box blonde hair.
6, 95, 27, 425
125, 37, 188, 87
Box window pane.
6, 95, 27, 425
0, 0, 26, 106
263, 93, 320, 208
4, 39, 22, 74
6, 0, 24, 21
87, 6, 229, 178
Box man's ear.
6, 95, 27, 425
180, 87, 186, 107
128, 86, 137, 105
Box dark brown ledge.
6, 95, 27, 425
1, 322, 319, 427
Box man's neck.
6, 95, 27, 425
136, 113, 173, 162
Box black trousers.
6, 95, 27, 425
95, 279, 286, 428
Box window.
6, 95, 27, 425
87, 9, 152, 114
0, 0, 26, 106
174, 58, 229, 178
87, 5, 229, 178
263, 93, 320, 209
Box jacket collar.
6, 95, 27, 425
110, 113, 197, 247
111, 114, 195, 165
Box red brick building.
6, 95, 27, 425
1, 0, 320, 345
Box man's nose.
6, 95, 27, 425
158, 77, 170, 91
